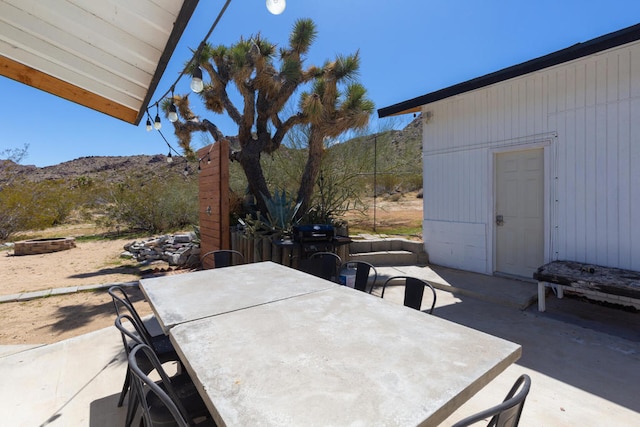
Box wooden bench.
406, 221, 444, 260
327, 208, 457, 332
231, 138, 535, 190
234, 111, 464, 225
534, 261, 640, 312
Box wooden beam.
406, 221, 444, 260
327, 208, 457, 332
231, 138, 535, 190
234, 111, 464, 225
0, 55, 138, 124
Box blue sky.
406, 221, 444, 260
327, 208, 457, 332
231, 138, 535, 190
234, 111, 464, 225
2, 0, 639, 167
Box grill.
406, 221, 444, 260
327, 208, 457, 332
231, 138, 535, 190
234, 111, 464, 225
293, 224, 336, 258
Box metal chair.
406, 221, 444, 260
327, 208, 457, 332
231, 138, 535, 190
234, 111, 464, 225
128, 344, 215, 427
380, 276, 437, 314
305, 251, 342, 282
201, 249, 244, 269
108, 285, 164, 336
451, 374, 531, 427
114, 312, 185, 427
108, 286, 178, 413
114, 314, 159, 427
339, 261, 378, 293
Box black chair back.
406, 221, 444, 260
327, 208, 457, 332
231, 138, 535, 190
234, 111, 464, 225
340, 261, 378, 293
129, 344, 191, 427
201, 249, 244, 269
381, 276, 437, 314
451, 374, 531, 427
109, 286, 153, 345
303, 252, 342, 282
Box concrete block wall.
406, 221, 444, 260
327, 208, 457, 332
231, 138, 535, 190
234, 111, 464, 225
349, 237, 428, 266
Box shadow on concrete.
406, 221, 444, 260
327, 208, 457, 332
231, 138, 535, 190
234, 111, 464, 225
433, 291, 640, 414
89, 392, 126, 427
45, 287, 150, 335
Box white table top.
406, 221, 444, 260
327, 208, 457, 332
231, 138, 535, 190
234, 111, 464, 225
170, 285, 522, 427
139, 261, 337, 333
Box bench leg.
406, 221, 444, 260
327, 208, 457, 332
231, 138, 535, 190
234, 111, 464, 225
538, 281, 546, 312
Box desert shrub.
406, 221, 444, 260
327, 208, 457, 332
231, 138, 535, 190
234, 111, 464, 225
404, 173, 423, 192
101, 175, 198, 233
0, 179, 77, 240
386, 193, 403, 202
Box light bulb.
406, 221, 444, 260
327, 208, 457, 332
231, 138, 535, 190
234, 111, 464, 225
166, 152, 173, 163
154, 114, 161, 130
190, 67, 204, 93
168, 104, 178, 122
266, 0, 285, 15
146, 118, 152, 131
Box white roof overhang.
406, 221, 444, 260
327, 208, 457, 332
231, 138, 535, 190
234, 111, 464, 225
0, 0, 199, 125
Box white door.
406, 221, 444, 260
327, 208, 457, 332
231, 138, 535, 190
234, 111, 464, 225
495, 148, 544, 278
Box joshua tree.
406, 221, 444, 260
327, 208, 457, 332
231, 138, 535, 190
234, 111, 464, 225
167, 18, 374, 215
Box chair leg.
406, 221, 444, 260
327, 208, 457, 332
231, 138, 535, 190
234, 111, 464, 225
118, 370, 130, 407
125, 389, 139, 427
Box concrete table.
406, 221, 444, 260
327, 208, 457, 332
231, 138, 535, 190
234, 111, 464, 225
170, 285, 522, 427
140, 261, 337, 333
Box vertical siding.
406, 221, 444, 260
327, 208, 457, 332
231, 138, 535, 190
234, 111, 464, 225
423, 41, 640, 271
545, 46, 639, 269
198, 140, 230, 268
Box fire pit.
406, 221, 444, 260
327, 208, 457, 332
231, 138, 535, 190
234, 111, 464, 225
13, 237, 76, 256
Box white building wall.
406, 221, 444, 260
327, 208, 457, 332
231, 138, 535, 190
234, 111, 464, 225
422, 41, 640, 273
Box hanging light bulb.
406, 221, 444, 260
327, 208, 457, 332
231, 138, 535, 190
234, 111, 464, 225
146, 117, 152, 132
168, 103, 178, 122
190, 67, 204, 93
166, 152, 173, 163
154, 105, 161, 130
266, 0, 286, 15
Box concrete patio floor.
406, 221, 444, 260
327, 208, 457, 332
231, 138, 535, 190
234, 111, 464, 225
1, 264, 639, 426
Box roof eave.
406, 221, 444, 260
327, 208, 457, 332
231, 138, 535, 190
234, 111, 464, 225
378, 23, 640, 118
134, 0, 199, 125
0, 0, 199, 126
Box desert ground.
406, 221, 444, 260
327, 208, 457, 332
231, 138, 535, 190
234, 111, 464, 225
0, 193, 423, 345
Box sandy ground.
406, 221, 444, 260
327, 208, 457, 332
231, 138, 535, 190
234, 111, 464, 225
0, 193, 423, 345
344, 192, 423, 237
0, 239, 164, 345
2, 239, 142, 295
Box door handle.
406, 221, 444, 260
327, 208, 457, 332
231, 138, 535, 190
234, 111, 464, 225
496, 215, 504, 226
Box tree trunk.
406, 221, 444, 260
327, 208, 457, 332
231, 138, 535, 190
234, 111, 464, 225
238, 146, 271, 214
297, 130, 324, 215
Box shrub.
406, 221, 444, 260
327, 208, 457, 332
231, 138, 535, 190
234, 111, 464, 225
0, 179, 78, 241
101, 175, 198, 233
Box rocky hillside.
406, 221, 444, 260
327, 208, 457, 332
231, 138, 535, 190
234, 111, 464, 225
0, 154, 188, 184
1, 115, 423, 185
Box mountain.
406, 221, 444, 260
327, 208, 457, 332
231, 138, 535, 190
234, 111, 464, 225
1, 115, 423, 184
0, 154, 188, 184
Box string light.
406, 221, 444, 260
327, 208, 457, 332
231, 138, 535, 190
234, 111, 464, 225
168, 89, 178, 122
168, 104, 178, 122
154, 105, 161, 130
191, 67, 204, 93
266, 0, 286, 15
146, 0, 231, 119
145, 0, 284, 162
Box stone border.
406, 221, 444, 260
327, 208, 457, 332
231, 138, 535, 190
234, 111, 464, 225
13, 237, 76, 256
